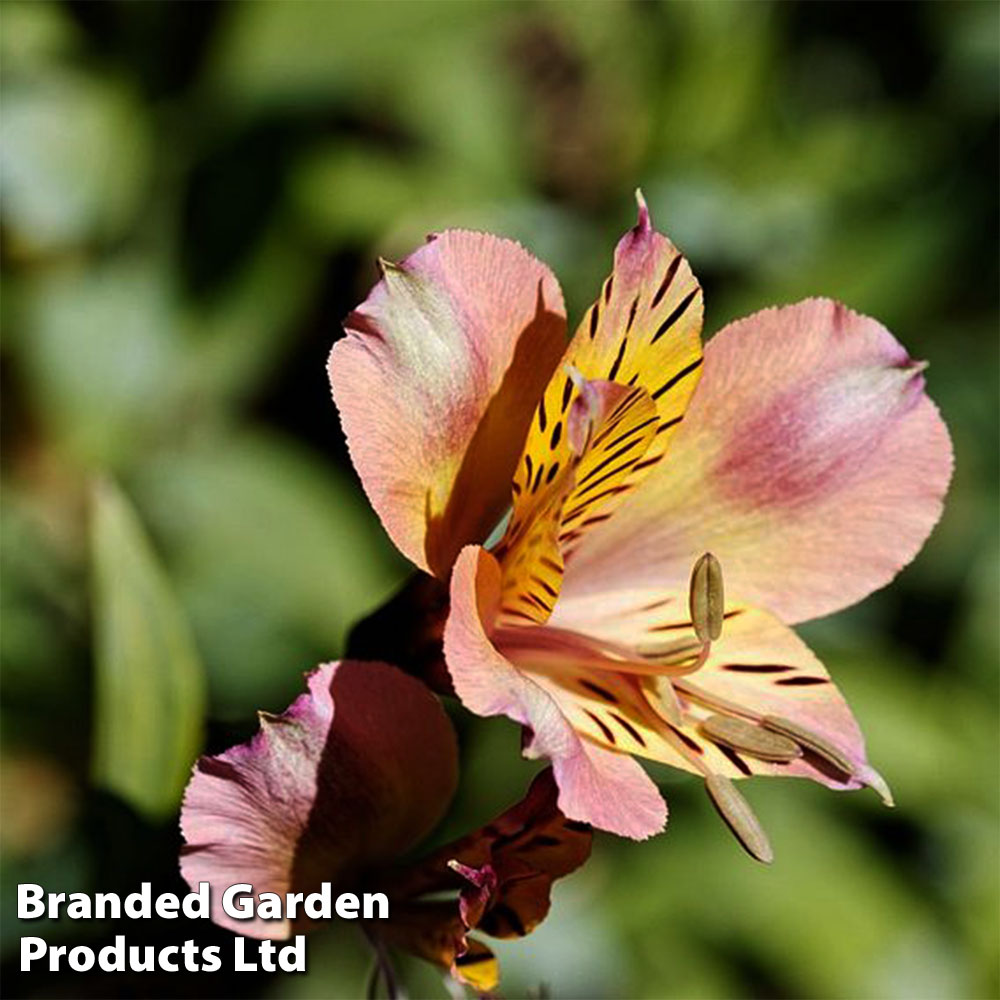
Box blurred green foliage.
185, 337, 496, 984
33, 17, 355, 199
89, 477, 204, 819
1, 2, 997, 998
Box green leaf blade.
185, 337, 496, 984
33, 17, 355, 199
90, 477, 205, 820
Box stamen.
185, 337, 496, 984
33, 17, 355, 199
634, 636, 708, 675
704, 774, 774, 865
498, 625, 706, 678
640, 675, 684, 728
635, 636, 701, 660
672, 678, 759, 722
689, 552, 724, 643
761, 716, 855, 778
699, 714, 802, 763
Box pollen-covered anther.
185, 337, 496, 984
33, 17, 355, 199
704, 774, 774, 865
689, 552, 724, 644
761, 715, 855, 778
699, 714, 802, 763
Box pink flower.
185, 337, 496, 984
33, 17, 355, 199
329, 194, 953, 853
180, 660, 590, 992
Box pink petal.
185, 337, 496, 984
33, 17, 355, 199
329, 232, 567, 577
444, 545, 666, 840
180, 660, 458, 938
563, 298, 953, 623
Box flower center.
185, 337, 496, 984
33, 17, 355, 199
492, 553, 865, 789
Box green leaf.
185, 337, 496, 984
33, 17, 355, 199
89, 477, 205, 820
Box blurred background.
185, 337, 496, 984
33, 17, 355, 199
2, 2, 997, 998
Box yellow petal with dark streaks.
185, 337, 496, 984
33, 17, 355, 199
514, 195, 704, 524
494, 380, 655, 626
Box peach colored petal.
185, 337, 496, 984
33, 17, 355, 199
444, 545, 666, 840
179, 660, 458, 938
329, 231, 567, 577
563, 298, 953, 624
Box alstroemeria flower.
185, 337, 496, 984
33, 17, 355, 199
180, 660, 590, 992
328, 196, 952, 852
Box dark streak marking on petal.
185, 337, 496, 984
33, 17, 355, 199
578, 438, 644, 485
604, 415, 658, 452
655, 415, 684, 435
639, 597, 673, 612
573, 459, 641, 499
520, 592, 551, 613
651, 357, 703, 401
562, 375, 574, 411
650, 609, 743, 633
531, 575, 559, 599
776, 676, 829, 686
532, 463, 545, 492
504, 609, 540, 623
577, 512, 613, 529
717, 743, 753, 776
585, 709, 616, 744
608, 337, 628, 381
667, 723, 704, 755
579, 678, 618, 703
561, 484, 630, 521
651, 255, 682, 308
610, 712, 647, 747
650, 288, 699, 344
626, 295, 640, 332
723, 663, 794, 674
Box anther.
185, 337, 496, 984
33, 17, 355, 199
700, 714, 802, 763
761, 716, 854, 778
704, 774, 774, 865
689, 553, 724, 644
